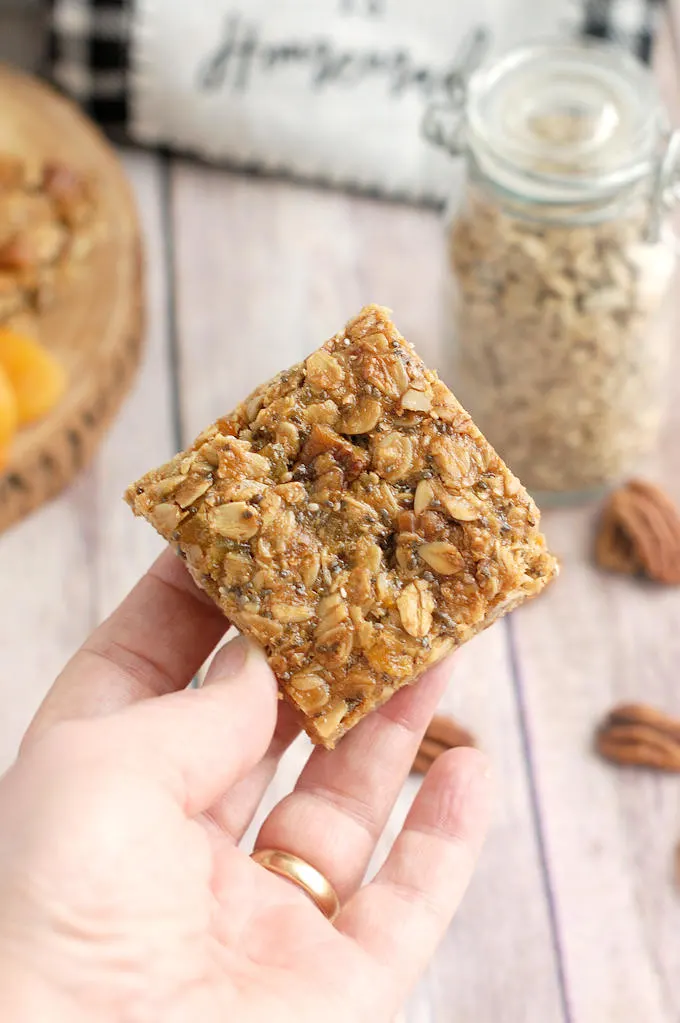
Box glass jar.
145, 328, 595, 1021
427, 41, 680, 502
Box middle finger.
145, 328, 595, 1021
253, 657, 453, 903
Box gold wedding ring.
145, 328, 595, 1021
251, 848, 341, 923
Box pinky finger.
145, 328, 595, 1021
337, 748, 492, 991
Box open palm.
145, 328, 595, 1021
0, 552, 490, 1023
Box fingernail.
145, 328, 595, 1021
210, 634, 272, 684
210, 634, 250, 681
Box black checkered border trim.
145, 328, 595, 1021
579, 0, 666, 64
47, 0, 130, 130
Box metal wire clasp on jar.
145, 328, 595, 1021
425, 40, 680, 503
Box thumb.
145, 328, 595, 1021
109, 635, 279, 815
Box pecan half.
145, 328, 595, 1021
299, 423, 369, 480
595, 703, 680, 771
595, 480, 680, 584
411, 714, 476, 775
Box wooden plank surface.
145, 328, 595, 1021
169, 164, 565, 1023
507, 13, 680, 1023
0, 151, 172, 772
89, 151, 177, 617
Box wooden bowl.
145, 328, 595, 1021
0, 64, 143, 535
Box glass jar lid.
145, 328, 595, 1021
466, 41, 667, 203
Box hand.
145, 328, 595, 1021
0, 551, 491, 1023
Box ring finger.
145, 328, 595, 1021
253, 657, 454, 904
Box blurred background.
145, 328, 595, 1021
0, 2, 679, 1021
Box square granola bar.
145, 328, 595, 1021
126, 306, 557, 747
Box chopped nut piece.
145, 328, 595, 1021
210, 502, 260, 540
300, 549, 321, 588
419, 541, 464, 575
272, 603, 315, 623
397, 580, 435, 638
300, 423, 369, 479
304, 400, 339, 426
340, 395, 382, 434
360, 339, 409, 397
316, 621, 353, 669
371, 431, 413, 481
430, 436, 473, 484
276, 481, 307, 505
238, 611, 284, 644
222, 552, 252, 586
215, 478, 260, 503
150, 503, 181, 532
401, 388, 432, 412
149, 475, 185, 501
276, 421, 300, 457
290, 684, 330, 714
316, 598, 349, 634
174, 476, 212, 508
414, 479, 435, 514
433, 483, 480, 522
347, 565, 373, 608
290, 671, 326, 692
126, 305, 557, 748
305, 349, 344, 392
315, 699, 349, 740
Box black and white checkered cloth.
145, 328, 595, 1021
45, 0, 667, 139
48, 0, 131, 133
581, 0, 666, 63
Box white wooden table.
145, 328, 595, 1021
1, 11, 680, 1023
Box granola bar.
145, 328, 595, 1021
126, 306, 557, 747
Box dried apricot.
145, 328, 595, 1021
0, 362, 17, 458
0, 329, 66, 424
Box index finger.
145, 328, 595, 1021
23, 549, 228, 746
